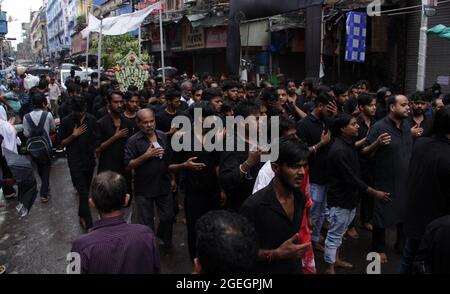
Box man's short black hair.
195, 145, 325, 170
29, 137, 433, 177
386, 95, 398, 111
124, 91, 140, 102
376, 87, 390, 103
234, 100, 260, 118
332, 113, 353, 137
433, 105, 450, 136
303, 80, 314, 91
260, 87, 278, 102
332, 83, 347, 96
90, 171, 127, 213
202, 87, 223, 101
314, 91, 333, 107
409, 91, 427, 102
246, 82, 256, 91
31, 92, 45, 108
165, 89, 181, 101
195, 210, 258, 274
107, 91, 124, 103
127, 85, 139, 92
71, 96, 88, 113
358, 93, 376, 107
38, 79, 49, 90
222, 80, 239, 92
279, 115, 296, 136
67, 83, 81, 95
275, 136, 309, 165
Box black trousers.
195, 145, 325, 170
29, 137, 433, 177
0, 155, 15, 196
34, 160, 51, 198
184, 190, 221, 262
70, 169, 94, 229
135, 194, 174, 245
372, 223, 404, 253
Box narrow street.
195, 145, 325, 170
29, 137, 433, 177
1, 156, 400, 274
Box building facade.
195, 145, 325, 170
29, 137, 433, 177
46, 0, 72, 62
30, 5, 49, 63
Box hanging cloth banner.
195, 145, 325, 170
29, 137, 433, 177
345, 12, 367, 63
428, 24, 450, 40
82, 1, 162, 38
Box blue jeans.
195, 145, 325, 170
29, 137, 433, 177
310, 184, 328, 243
324, 207, 356, 264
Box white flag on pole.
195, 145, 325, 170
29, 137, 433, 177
81, 2, 162, 38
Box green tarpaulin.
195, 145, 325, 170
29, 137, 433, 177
428, 24, 450, 40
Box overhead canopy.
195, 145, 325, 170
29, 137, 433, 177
82, 1, 162, 37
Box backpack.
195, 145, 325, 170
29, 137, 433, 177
25, 112, 52, 164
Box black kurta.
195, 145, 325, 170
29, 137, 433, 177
365, 116, 413, 228
404, 136, 450, 240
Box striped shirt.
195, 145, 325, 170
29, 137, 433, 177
71, 216, 160, 274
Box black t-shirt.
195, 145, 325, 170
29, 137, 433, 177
156, 109, 181, 133
172, 131, 221, 196
58, 113, 97, 171
95, 114, 135, 174
297, 114, 333, 185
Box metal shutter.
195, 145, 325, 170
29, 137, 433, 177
405, 1, 450, 94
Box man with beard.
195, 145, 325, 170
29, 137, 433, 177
325, 114, 390, 274
245, 82, 257, 101
95, 91, 134, 176
59, 96, 97, 230
202, 87, 223, 116
287, 80, 307, 119
168, 103, 223, 262
240, 137, 311, 274
123, 91, 140, 131
363, 94, 413, 263
296, 92, 334, 252
124, 109, 175, 249
407, 91, 433, 140
222, 80, 239, 110
355, 93, 379, 232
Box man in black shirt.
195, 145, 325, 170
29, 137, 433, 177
124, 109, 174, 248
169, 103, 223, 261
400, 106, 450, 273
96, 91, 133, 175
363, 94, 413, 263
123, 91, 140, 129
155, 89, 182, 138
355, 93, 378, 232
325, 114, 390, 274
240, 137, 311, 274
219, 101, 265, 211
296, 92, 334, 252
58, 96, 97, 230
222, 80, 239, 111
407, 91, 433, 140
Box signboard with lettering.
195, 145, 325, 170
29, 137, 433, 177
115, 51, 150, 92
183, 24, 205, 50
139, 0, 164, 14
205, 27, 227, 48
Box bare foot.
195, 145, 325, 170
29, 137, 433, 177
380, 253, 388, 264
362, 223, 373, 232
335, 259, 353, 269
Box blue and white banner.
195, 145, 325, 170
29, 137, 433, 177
345, 12, 367, 63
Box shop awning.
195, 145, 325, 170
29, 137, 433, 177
189, 15, 228, 28
269, 11, 306, 32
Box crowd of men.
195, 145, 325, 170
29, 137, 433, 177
1, 70, 449, 274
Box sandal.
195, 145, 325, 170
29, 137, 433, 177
0, 265, 6, 274
41, 196, 50, 203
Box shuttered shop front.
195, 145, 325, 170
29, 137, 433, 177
405, 1, 450, 94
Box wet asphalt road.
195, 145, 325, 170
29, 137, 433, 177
0, 156, 401, 274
